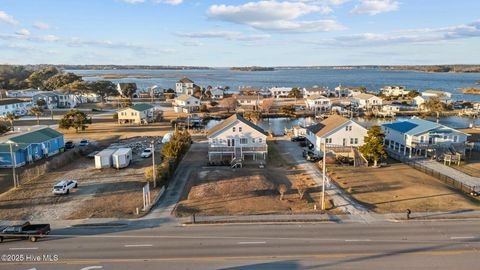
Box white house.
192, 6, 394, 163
269, 87, 292, 98
332, 85, 365, 97
210, 89, 224, 100
380, 86, 410, 97
303, 87, 328, 97
117, 103, 155, 125
6, 89, 41, 98
415, 90, 453, 106
382, 117, 469, 158
207, 114, 268, 163
237, 95, 264, 109
352, 93, 383, 109
304, 94, 331, 113
175, 78, 194, 95
0, 99, 33, 117
306, 115, 368, 154
173, 94, 200, 113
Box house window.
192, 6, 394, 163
453, 135, 458, 142
420, 136, 424, 143
258, 138, 263, 143
239, 127, 242, 132
240, 138, 248, 144
354, 138, 358, 144
345, 126, 352, 131
350, 138, 354, 144
326, 138, 332, 144
232, 127, 236, 132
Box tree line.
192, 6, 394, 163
0, 65, 118, 100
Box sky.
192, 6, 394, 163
0, 0, 479, 66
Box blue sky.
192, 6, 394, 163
0, 0, 479, 66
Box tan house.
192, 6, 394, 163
118, 104, 155, 125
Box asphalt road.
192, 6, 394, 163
1, 219, 479, 270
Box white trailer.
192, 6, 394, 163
112, 148, 132, 169
94, 149, 117, 169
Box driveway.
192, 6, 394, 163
147, 141, 207, 220
275, 137, 376, 222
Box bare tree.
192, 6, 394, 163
295, 183, 308, 200
260, 99, 274, 113
278, 184, 287, 201
220, 97, 238, 113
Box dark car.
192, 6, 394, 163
65, 141, 75, 149
291, 136, 306, 142
303, 150, 321, 162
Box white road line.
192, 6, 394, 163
345, 239, 372, 242
450, 236, 475, 240
237, 241, 266, 245
124, 244, 153, 247
9, 247, 39, 250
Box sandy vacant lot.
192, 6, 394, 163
329, 161, 480, 213
0, 137, 164, 220
174, 142, 335, 217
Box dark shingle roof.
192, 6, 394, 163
0, 99, 29, 106
177, 78, 194, 84
306, 115, 351, 137
207, 114, 267, 137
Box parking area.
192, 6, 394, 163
0, 136, 164, 220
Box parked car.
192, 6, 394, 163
303, 150, 321, 162
141, 148, 153, 158
52, 180, 78, 195
291, 135, 306, 142
65, 141, 75, 149
0, 222, 50, 243
79, 139, 89, 147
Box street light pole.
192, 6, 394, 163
321, 138, 327, 210
152, 140, 156, 188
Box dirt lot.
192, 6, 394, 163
174, 142, 335, 217
0, 137, 164, 220
329, 160, 480, 213
454, 151, 480, 177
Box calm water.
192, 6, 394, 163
206, 116, 480, 135
69, 68, 480, 102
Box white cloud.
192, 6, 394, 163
32, 21, 50, 30
154, 0, 183, 5
207, 1, 343, 33
176, 30, 271, 41
15, 29, 31, 36
351, 0, 399, 15
181, 40, 203, 46
0, 10, 18, 25
123, 0, 145, 3
304, 20, 480, 46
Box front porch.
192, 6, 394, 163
385, 139, 472, 159
208, 146, 268, 163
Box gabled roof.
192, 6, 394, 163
175, 94, 198, 102
382, 118, 469, 136
122, 103, 154, 112
7, 128, 63, 144
306, 115, 351, 137
177, 78, 194, 84
354, 93, 379, 100
207, 114, 267, 137
0, 99, 29, 106
306, 94, 329, 100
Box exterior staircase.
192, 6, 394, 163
231, 147, 243, 168
353, 148, 368, 167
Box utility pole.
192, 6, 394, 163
8, 142, 17, 188
321, 138, 327, 210
152, 140, 156, 188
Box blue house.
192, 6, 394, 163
0, 128, 65, 168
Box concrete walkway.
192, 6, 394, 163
277, 138, 376, 223
416, 159, 480, 190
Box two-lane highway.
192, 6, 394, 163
1, 219, 479, 269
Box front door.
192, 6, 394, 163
343, 138, 346, 146
228, 139, 235, 147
